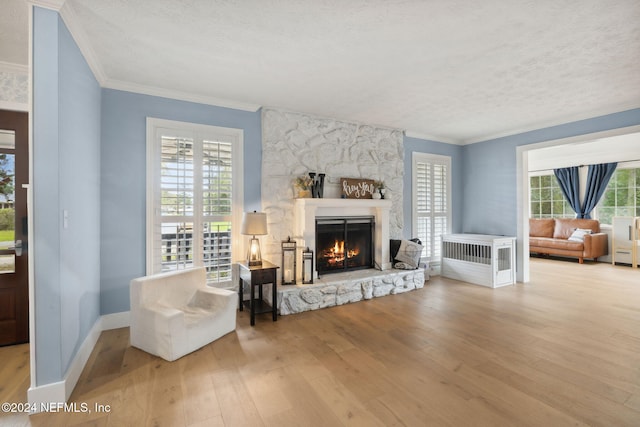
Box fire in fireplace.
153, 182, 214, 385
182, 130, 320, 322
316, 216, 374, 274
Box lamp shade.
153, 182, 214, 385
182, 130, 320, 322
241, 211, 267, 236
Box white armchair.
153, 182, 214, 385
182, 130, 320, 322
130, 267, 236, 361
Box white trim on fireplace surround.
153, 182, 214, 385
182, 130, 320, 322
294, 198, 393, 279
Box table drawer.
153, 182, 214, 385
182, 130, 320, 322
252, 269, 275, 284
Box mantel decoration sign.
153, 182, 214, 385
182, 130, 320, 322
340, 177, 376, 199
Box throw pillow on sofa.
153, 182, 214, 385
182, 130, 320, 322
568, 228, 592, 242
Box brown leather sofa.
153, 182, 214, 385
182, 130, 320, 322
529, 218, 608, 264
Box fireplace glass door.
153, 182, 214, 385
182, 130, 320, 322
316, 216, 374, 274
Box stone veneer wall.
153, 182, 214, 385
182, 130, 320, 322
261, 108, 404, 266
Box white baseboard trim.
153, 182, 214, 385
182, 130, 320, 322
27, 380, 65, 413
101, 310, 130, 330
27, 311, 131, 413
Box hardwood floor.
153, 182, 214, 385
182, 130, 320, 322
2, 258, 640, 426
0, 343, 29, 427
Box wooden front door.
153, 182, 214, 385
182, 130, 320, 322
0, 110, 29, 346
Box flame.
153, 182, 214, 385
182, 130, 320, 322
322, 240, 361, 265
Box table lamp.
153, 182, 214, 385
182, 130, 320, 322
241, 211, 268, 266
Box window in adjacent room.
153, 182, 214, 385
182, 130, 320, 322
412, 153, 451, 264
146, 118, 243, 285
596, 165, 640, 225
529, 173, 574, 219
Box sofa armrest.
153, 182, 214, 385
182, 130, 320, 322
583, 233, 608, 258
130, 304, 186, 361
132, 304, 184, 330
145, 304, 183, 319
191, 287, 235, 311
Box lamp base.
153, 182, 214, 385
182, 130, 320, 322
246, 236, 262, 267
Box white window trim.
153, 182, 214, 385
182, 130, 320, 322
145, 117, 244, 276
412, 152, 452, 264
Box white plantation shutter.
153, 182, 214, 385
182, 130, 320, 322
413, 153, 451, 263
147, 119, 243, 285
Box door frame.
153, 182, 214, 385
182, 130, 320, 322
0, 110, 29, 346
516, 124, 640, 283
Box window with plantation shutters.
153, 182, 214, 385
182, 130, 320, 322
146, 118, 243, 285
412, 153, 451, 263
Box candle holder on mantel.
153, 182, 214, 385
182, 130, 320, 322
302, 247, 314, 284
281, 236, 296, 285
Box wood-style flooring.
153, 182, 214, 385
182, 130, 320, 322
2, 258, 640, 426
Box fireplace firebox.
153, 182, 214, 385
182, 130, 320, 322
315, 216, 375, 275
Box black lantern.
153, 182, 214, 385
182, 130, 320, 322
302, 247, 314, 284
281, 236, 296, 285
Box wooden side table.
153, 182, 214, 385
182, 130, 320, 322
238, 260, 279, 326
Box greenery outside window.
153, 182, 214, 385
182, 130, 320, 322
596, 167, 640, 225
147, 118, 244, 286
529, 174, 574, 218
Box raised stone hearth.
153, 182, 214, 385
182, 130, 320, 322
278, 268, 426, 315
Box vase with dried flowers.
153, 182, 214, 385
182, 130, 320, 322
375, 180, 386, 199
294, 175, 313, 198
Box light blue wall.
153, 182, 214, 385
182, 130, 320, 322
461, 108, 640, 237
32, 3, 640, 389
100, 90, 261, 314
32, 7, 102, 385
32, 6, 61, 386
402, 136, 464, 239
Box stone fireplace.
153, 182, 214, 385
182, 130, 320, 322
259, 108, 425, 315
260, 108, 405, 269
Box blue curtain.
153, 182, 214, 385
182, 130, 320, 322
581, 162, 617, 219
553, 166, 581, 216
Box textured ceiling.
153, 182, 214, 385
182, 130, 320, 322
0, 0, 29, 65
3, 0, 640, 143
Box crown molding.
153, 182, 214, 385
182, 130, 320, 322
57, 1, 107, 84
0, 61, 28, 74
403, 130, 461, 145
103, 79, 261, 112
30, 0, 107, 84
461, 103, 640, 145
28, 0, 65, 11
32, 0, 260, 112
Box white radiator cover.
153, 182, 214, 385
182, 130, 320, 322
441, 234, 516, 288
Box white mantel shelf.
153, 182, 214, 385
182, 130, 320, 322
294, 198, 393, 209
